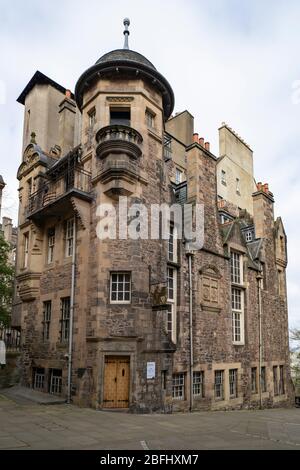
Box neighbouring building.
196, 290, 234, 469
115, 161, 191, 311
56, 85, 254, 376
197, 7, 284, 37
12, 20, 293, 412
0, 175, 17, 265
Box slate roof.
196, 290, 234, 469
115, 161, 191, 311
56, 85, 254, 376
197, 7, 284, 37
75, 48, 174, 119
17, 71, 74, 105
96, 49, 156, 70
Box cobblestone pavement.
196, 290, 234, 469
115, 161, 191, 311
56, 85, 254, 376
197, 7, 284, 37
0, 393, 300, 450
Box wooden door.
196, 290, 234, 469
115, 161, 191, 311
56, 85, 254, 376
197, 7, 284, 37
103, 357, 130, 408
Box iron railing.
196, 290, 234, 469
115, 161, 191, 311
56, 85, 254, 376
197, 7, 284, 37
27, 168, 92, 215
0, 327, 21, 352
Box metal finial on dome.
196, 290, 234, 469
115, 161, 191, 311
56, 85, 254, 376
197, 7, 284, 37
123, 18, 130, 50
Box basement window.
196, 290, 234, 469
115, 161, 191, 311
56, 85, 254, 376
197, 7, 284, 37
33, 368, 45, 391
49, 369, 62, 396
110, 107, 131, 126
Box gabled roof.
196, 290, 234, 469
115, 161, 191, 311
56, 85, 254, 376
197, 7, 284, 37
247, 239, 263, 262
274, 217, 287, 238
17, 70, 74, 105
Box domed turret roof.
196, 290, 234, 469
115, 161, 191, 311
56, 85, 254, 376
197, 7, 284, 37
95, 49, 156, 70
75, 19, 174, 120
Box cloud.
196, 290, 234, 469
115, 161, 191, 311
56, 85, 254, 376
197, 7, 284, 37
0, 0, 299, 328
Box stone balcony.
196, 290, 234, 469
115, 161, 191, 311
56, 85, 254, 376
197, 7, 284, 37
95, 124, 146, 198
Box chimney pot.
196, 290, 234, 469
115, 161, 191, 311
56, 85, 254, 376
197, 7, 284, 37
65, 89, 72, 99
264, 183, 269, 193
199, 138, 204, 147
205, 142, 210, 151
193, 133, 199, 143
257, 182, 262, 191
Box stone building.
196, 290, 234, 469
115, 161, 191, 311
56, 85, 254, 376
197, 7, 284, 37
12, 20, 293, 412
0, 175, 17, 265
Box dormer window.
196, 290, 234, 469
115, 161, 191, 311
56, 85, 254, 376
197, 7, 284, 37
245, 231, 253, 243
110, 107, 131, 126
243, 227, 255, 243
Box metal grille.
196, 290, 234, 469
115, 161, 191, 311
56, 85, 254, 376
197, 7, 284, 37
0, 328, 21, 352
34, 368, 45, 391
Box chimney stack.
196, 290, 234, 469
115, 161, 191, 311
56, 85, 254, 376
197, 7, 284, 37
58, 90, 77, 156
253, 182, 274, 238
193, 133, 199, 143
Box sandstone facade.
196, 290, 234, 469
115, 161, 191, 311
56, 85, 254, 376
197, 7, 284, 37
12, 29, 293, 412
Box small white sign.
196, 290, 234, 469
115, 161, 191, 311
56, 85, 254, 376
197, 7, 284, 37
0, 340, 6, 366
147, 362, 156, 380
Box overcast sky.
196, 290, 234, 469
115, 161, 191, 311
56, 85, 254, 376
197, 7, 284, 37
0, 0, 299, 329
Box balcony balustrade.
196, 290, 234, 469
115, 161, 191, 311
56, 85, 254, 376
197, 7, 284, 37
26, 167, 92, 220
95, 125, 145, 198
96, 124, 143, 160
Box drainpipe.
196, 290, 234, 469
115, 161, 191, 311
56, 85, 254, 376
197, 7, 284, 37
67, 217, 76, 404
187, 253, 194, 412
257, 271, 263, 410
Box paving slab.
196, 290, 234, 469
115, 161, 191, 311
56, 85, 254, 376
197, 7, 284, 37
0, 393, 300, 450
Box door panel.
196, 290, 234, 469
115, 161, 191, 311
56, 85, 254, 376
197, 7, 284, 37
116, 359, 130, 407
103, 357, 130, 408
